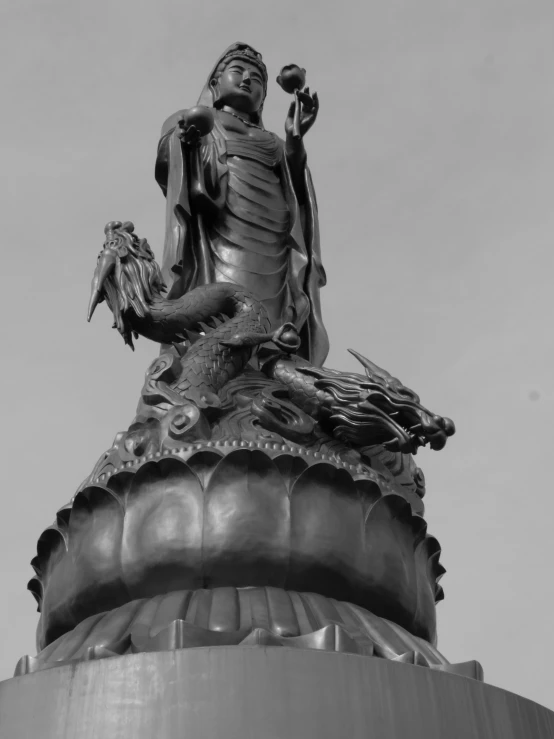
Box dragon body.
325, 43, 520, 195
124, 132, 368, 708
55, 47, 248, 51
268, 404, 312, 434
89, 221, 454, 452
89, 221, 283, 408
142, 286, 266, 408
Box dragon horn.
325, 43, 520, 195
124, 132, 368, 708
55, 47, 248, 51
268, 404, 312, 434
348, 348, 391, 380
87, 250, 116, 322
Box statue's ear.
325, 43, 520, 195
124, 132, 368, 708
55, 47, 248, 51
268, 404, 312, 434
210, 78, 221, 107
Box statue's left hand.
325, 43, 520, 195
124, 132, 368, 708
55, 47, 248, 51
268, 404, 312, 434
285, 88, 319, 140
177, 117, 202, 148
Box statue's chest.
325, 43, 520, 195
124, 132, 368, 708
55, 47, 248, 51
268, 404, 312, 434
217, 116, 282, 169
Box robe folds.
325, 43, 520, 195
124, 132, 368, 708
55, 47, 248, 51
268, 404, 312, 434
155, 110, 328, 367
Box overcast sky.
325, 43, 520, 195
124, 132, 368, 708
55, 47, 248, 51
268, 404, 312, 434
1, 0, 553, 712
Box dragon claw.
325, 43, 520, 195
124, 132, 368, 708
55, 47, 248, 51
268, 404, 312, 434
220, 323, 300, 354
271, 323, 301, 353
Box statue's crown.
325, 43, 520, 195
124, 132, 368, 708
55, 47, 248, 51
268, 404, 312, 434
216, 44, 268, 86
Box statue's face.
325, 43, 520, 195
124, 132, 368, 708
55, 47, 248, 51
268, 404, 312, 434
213, 60, 265, 114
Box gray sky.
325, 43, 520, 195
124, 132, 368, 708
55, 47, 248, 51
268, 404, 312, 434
1, 0, 553, 711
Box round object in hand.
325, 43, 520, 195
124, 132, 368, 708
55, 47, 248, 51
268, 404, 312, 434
183, 106, 215, 136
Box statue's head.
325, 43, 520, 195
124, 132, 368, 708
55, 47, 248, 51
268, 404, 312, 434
208, 43, 268, 122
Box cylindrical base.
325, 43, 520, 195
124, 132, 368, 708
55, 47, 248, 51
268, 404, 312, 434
0, 647, 553, 738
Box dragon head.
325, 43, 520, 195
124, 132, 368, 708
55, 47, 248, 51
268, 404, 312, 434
87, 221, 166, 349
302, 349, 455, 454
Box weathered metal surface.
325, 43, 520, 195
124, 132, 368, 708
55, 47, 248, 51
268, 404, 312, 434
1, 648, 553, 739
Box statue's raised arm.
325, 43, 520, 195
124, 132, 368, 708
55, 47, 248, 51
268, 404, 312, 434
154, 42, 329, 366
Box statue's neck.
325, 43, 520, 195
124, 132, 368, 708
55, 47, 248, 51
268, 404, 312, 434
220, 105, 255, 123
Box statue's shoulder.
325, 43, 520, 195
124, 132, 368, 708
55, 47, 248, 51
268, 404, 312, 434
160, 110, 188, 139
272, 132, 286, 149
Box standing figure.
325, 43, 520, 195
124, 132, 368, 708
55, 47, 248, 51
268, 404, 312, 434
155, 42, 329, 366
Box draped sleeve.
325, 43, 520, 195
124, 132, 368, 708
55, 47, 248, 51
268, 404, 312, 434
155, 110, 227, 299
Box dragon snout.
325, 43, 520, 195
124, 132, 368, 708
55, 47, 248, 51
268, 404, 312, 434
418, 414, 456, 451
420, 414, 455, 435
87, 250, 116, 321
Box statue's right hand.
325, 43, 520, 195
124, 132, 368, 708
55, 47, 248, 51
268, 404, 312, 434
176, 116, 202, 148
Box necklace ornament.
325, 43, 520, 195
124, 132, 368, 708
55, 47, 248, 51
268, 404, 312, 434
224, 110, 265, 131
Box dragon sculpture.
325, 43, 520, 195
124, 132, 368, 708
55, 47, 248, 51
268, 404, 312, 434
88, 221, 455, 454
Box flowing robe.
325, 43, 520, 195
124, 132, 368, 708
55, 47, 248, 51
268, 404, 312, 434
155, 109, 329, 367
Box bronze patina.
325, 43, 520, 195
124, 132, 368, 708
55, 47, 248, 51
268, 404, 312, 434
23, 42, 464, 682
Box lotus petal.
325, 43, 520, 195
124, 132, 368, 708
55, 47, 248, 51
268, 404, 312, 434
202, 450, 290, 588
121, 458, 204, 597
288, 463, 363, 601
38, 486, 125, 647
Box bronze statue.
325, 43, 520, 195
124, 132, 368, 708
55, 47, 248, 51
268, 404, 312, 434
23, 42, 463, 684
154, 43, 328, 366
9, 40, 554, 739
